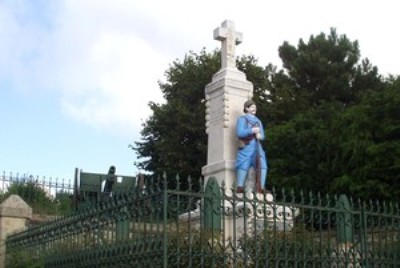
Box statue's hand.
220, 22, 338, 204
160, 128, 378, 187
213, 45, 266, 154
252, 127, 260, 134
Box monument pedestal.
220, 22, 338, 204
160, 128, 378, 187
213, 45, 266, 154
201, 67, 253, 191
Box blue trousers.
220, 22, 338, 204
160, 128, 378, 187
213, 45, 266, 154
237, 168, 267, 189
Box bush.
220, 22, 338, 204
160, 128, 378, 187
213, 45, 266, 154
3, 182, 72, 215
6, 249, 44, 268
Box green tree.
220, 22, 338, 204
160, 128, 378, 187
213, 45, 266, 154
267, 28, 391, 198
332, 77, 400, 200
132, 50, 219, 186
268, 102, 343, 193
277, 28, 381, 110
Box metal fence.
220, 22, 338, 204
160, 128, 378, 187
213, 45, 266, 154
5, 175, 400, 267
0, 171, 74, 196
0, 171, 74, 217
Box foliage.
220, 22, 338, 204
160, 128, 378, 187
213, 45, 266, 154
332, 77, 400, 200
268, 80, 400, 201
55, 190, 73, 215
265, 28, 399, 201
268, 102, 344, 193
131, 49, 218, 185
167, 229, 227, 267
278, 28, 361, 107
6, 249, 44, 268
271, 28, 384, 123
2, 182, 72, 215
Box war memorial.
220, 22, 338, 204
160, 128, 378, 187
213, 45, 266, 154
2, 20, 399, 268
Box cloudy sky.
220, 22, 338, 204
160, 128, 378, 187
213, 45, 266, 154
0, 0, 399, 182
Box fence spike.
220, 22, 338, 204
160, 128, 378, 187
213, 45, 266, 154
290, 188, 295, 203
162, 172, 167, 190
199, 177, 204, 193
175, 174, 180, 190
188, 175, 192, 191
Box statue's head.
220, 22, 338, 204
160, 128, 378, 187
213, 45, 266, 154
243, 99, 256, 113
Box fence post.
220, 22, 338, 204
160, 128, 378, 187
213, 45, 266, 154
163, 175, 168, 268
203, 177, 222, 232
0, 195, 32, 268
337, 194, 353, 244
336, 194, 354, 267
360, 201, 369, 267
116, 206, 129, 242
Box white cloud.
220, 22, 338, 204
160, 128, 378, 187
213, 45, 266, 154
1, 0, 400, 139
61, 32, 167, 135
1, 1, 169, 137
0, 1, 54, 90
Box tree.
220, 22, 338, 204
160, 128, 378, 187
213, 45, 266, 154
332, 77, 400, 200
277, 28, 378, 109
267, 102, 344, 193
132, 49, 219, 186
267, 28, 392, 197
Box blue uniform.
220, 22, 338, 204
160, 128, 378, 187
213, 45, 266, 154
236, 114, 268, 189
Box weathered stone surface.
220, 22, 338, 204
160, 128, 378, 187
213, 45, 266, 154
213, 20, 242, 69
0, 194, 32, 218
0, 195, 32, 268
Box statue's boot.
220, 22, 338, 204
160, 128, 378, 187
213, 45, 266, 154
236, 169, 247, 193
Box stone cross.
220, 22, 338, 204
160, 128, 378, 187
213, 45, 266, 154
213, 20, 243, 69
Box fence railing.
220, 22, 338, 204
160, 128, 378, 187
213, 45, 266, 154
0, 171, 74, 217
5, 175, 400, 267
0, 171, 74, 195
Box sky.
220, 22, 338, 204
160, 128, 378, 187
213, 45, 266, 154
1, 0, 399, 183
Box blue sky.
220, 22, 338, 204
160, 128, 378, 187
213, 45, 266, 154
1, 0, 399, 182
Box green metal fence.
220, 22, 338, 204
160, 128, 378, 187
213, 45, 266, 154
5, 175, 400, 267
0, 171, 74, 198
0, 171, 74, 217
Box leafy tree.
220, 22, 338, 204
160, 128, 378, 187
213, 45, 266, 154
132, 49, 219, 186
268, 101, 344, 193
263, 66, 302, 124
277, 28, 381, 110
268, 75, 399, 201
332, 77, 400, 200
267, 28, 393, 200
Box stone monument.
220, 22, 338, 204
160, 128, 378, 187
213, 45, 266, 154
201, 20, 253, 192
181, 20, 298, 241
